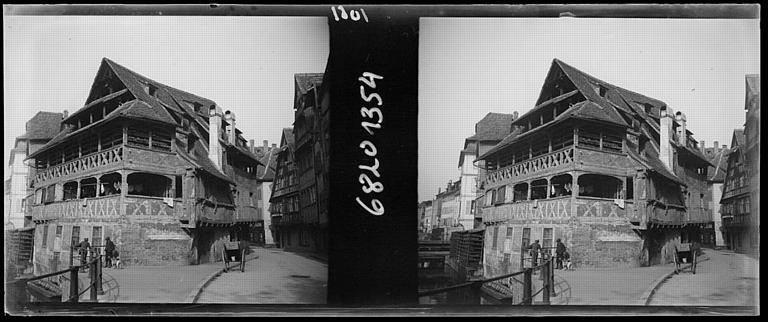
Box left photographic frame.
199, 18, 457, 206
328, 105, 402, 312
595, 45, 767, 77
4, 14, 330, 306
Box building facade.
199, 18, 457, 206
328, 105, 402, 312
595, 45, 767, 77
28, 58, 265, 273
270, 129, 298, 249
5, 112, 63, 230
250, 140, 278, 246
700, 141, 729, 247
477, 59, 713, 277
458, 112, 517, 228
270, 72, 329, 254
434, 180, 462, 241
721, 75, 759, 255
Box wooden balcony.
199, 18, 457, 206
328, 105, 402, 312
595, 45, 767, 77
30, 194, 184, 223
483, 147, 574, 187
33, 145, 123, 187
482, 196, 636, 224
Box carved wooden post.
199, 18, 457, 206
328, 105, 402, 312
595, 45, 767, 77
90, 252, 97, 302
523, 268, 532, 305
69, 267, 79, 303
542, 258, 550, 305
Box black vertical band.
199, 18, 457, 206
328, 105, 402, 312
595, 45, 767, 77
327, 8, 419, 305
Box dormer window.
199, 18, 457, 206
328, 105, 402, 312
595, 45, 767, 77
144, 83, 158, 97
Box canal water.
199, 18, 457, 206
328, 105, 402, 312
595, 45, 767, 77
418, 265, 500, 305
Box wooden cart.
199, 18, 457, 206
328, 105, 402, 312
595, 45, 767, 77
221, 241, 246, 273
673, 243, 698, 274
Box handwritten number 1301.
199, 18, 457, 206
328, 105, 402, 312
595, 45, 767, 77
331, 5, 369, 23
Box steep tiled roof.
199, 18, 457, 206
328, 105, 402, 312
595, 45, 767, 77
17, 112, 63, 141
745, 74, 760, 109
467, 113, 516, 142
734, 128, 746, 147
257, 147, 278, 181
294, 73, 324, 95
706, 148, 730, 182
282, 128, 295, 150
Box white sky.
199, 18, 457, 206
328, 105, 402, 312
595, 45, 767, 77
3, 16, 328, 181
419, 18, 760, 202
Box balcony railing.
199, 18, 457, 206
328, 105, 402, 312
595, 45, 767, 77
33, 145, 123, 186
484, 147, 574, 186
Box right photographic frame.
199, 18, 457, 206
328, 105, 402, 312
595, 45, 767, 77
417, 16, 760, 308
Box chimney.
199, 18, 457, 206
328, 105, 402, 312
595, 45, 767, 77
659, 106, 675, 173
208, 105, 223, 170
249, 139, 255, 152
272, 143, 277, 148
513, 111, 519, 119
263, 140, 268, 148
699, 140, 705, 153
224, 110, 237, 145
714, 141, 719, 152
438, 187, 442, 194
722, 145, 727, 150
61, 110, 69, 131
675, 111, 687, 146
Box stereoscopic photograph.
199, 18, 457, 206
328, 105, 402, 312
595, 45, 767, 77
418, 17, 760, 306
4, 14, 330, 305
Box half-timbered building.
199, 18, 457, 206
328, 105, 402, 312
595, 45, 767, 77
28, 58, 264, 272
478, 59, 714, 276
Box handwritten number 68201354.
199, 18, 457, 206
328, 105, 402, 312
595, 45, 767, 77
331, 5, 369, 23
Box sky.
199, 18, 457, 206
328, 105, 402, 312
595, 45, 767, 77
3, 16, 329, 181
419, 18, 760, 202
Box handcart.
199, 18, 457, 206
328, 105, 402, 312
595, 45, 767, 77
673, 242, 697, 274
221, 241, 246, 273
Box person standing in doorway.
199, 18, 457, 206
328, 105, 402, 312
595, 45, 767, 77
527, 240, 541, 268
555, 238, 567, 269
104, 237, 116, 268
78, 238, 91, 271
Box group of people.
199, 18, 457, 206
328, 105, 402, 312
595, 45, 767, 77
525, 238, 573, 270
75, 236, 121, 269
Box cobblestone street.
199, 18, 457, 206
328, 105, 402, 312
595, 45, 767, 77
648, 249, 759, 307
195, 247, 327, 304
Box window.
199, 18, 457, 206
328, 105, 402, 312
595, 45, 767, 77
522, 228, 531, 249
492, 226, 499, 250
127, 127, 150, 148
52, 252, 60, 272
505, 226, 514, 253
44, 185, 56, 204
626, 177, 634, 199
513, 183, 528, 202
63, 181, 78, 200
56, 225, 62, 237
92, 226, 103, 247
151, 129, 172, 152
175, 176, 183, 198
495, 186, 506, 205
550, 174, 573, 198
127, 173, 173, 198
602, 130, 623, 153
530, 179, 548, 200
101, 127, 123, 149
80, 178, 97, 198
578, 174, 622, 199
578, 127, 601, 149
99, 173, 122, 197
71, 226, 81, 248
543, 228, 553, 249
42, 225, 49, 248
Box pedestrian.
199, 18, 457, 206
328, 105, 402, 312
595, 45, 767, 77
563, 250, 572, 270
78, 238, 91, 271
526, 240, 542, 268
112, 249, 122, 269
104, 237, 116, 268
555, 238, 566, 269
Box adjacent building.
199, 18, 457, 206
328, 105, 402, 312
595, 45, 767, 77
434, 180, 462, 241
5, 112, 63, 230
270, 128, 298, 249
250, 140, 279, 246
458, 112, 518, 228
477, 59, 714, 277
271, 72, 329, 254
721, 74, 760, 255
700, 141, 729, 248
28, 58, 265, 273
